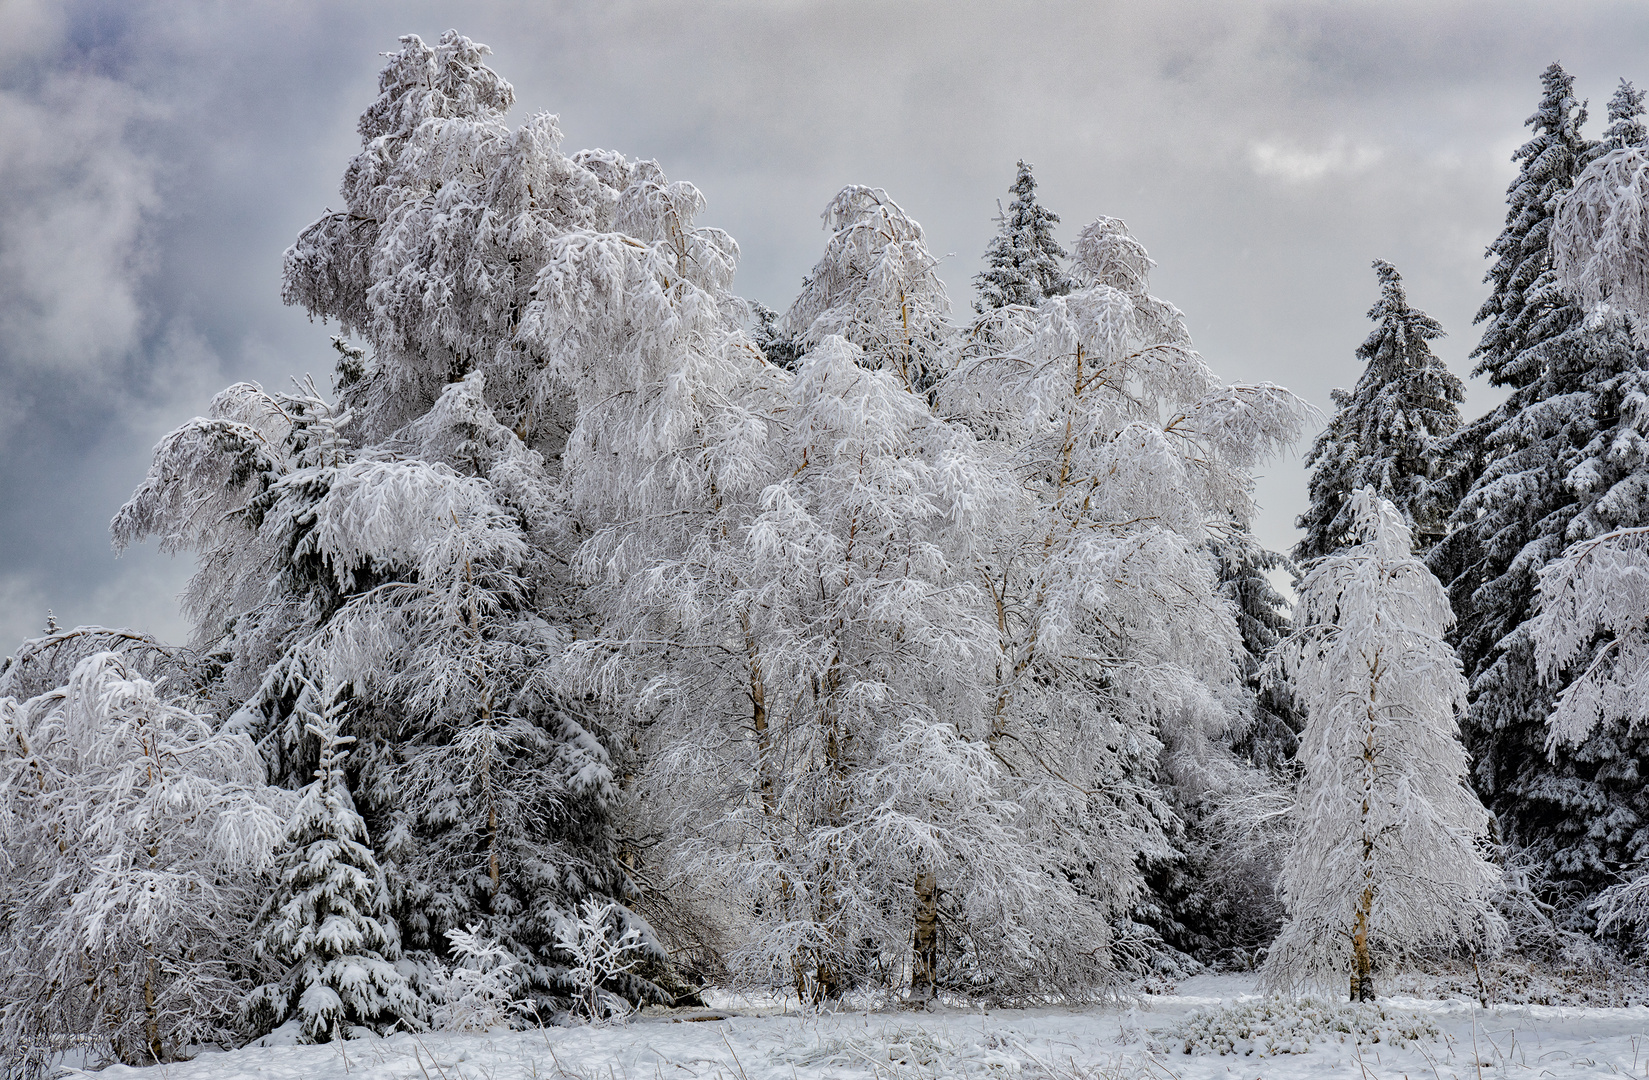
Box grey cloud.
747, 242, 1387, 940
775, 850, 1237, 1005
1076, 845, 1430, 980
0, 74, 157, 384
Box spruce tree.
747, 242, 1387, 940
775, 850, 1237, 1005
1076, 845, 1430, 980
1431, 64, 1649, 909
973, 160, 1074, 311
1602, 78, 1648, 152
243, 713, 422, 1042
1296, 261, 1464, 562
1214, 528, 1301, 771
1472, 63, 1592, 392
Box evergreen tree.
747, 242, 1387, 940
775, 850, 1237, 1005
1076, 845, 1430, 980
1558, 79, 1649, 548
1433, 65, 1649, 912
1213, 528, 1301, 771
1266, 491, 1502, 1001
1533, 525, 1649, 944
1295, 261, 1464, 562
973, 160, 1073, 311
1603, 78, 1648, 152
1472, 63, 1592, 392
243, 707, 422, 1042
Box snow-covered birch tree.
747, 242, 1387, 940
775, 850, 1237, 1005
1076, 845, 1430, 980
785, 186, 955, 395
939, 215, 1310, 979
1266, 490, 1502, 1001
0, 653, 285, 1070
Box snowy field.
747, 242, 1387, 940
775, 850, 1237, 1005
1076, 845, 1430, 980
78, 976, 1649, 1080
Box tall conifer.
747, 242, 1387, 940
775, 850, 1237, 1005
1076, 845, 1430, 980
1432, 65, 1649, 906
1296, 261, 1464, 563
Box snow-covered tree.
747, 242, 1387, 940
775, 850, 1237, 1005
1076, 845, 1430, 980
114, 31, 670, 1015
973, 160, 1073, 311
1471, 63, 1593, 392
1428, 63, 1649, 907
785, 186, 955, 394
1549, 76, 1649, 552
1266, 490, 1502, 1001
0, 652, 284, 1070
711, 339, 1037, 1003
1555, 79, 1649, 343
1533, 525, 1649, 746
940, 215, 1309, 981
282, 30, 622, 444
242, 703, 421, 1042
1295, 261, 1464, 561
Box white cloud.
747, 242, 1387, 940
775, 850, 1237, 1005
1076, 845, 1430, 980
1248, 138, 1385, 184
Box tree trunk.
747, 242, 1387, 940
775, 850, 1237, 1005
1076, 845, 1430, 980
1351, 655, 1379, 1003
144, 948, 163, 1063
909, 871, 939, 1005
1349, 884, 1375, 1002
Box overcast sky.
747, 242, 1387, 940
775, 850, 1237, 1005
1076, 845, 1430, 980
4, 0, 1649, 651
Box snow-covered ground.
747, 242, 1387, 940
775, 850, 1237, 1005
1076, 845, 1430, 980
78, 975, 1649, 1080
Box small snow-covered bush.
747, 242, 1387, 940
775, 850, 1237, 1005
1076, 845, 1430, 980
554, 899, 649, 1023
1162, 997, 1439, 1058
431, 927, 523, 1032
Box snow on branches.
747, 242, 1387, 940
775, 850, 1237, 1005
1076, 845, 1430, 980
1555, 146, 1649, 345
243, 710, 421, 1043
786, 186, 953, 394
85, 26, 1326, 1026
1533, 526, 1649, 746
1266, 491, 1501, 1001
0, 653, 285, 1069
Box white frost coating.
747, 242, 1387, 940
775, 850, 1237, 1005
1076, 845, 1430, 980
0, 652, 286, 1069
1264, 490, 1502, 999
118, 30, 652, 1018
785, 186, 953, 392
282, 31, 622, 441
243, 707, 422, 1043
1554, 146, 1649, 345
1531, 525, 1649, 746
934, 216, 1310, 990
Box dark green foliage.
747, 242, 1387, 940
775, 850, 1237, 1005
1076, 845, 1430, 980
1296, 262, 1465, 562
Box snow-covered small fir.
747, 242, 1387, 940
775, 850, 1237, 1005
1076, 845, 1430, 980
1267, 490, 1501, 1001
972, 160, 1073, 311
1295, 260, 1464, 561
243, 705, 422, 1043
